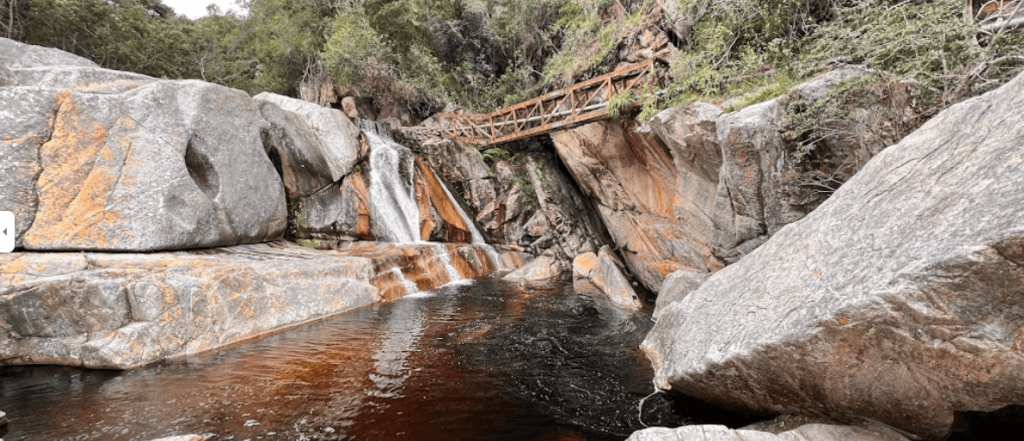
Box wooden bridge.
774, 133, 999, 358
437, 59, 660, 146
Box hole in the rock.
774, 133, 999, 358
264, 138, 284, 181
666, 392, 766, 428
185, 136, 220, 200
665, 27, 684, 49
949, 405, 1024, 441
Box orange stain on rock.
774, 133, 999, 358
23, 91, 134, 249
348, 171, 374, 240
416, 159, 473, 243
652, 260, 684, 278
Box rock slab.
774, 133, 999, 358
653, 270, 708, 319
573, 246, 642, 310
643, 71, 1024, 440
0, 240, 498, 369
0, 243, 378, 369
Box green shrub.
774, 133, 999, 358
658, 0, 1024, 115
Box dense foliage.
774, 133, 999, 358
5, 0, 1022, 116
663, 0, 1024, 113
3, 0, 586, 111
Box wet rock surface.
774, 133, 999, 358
643, 71, 1024, 440
0, 241, 495, 370
417, 137, 614, 270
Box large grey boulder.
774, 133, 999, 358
253, 92, 364, 198
10, 66, 154, 93
627, 424, 908, 441
0, 37, 97, 69
653, 270, 707, 320
254, 93, 370, 241
299, 171, 374, 240
1, 37, 154, 92
6, 81, 287, 251
0, 88, 56, 247
643, 71, 1024, 440
0, 243, 379, 369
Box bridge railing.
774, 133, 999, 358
437, 59, 658, 146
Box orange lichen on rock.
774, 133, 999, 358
414, 170, 439, 240
415, 159, 473, 243
619, 119, 678, 217
330, 242, 494, 299
348, 171, 374, 240
651, 260, 684, 278
23, 91, 132, 249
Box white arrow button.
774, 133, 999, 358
0, 211, 15, 253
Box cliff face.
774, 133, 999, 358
408, 135, 616, 282
547, 67, 923, 293
551, 119, 722, 292
641, 69, 1024, 441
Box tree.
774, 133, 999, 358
21, 0, 192, 79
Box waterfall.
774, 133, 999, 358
364, 128, 421, 243
358, 118, 502, 279
390, 267, 420, 295
427, 242, 463, 282
429, 168, 504, 269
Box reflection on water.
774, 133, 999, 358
369, 299, 424, 398
0, 279, 710, 441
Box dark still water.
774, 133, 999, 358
0, 279, 731, 441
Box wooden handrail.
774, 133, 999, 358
437, 59, 658, 145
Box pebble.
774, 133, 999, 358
0, 410, 6, 426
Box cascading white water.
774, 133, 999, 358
427, 242, 463, 282
429, 168, 504, 269
365, 129, 421, 243
390, 267, 420, 295
360, 119, 502, 287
